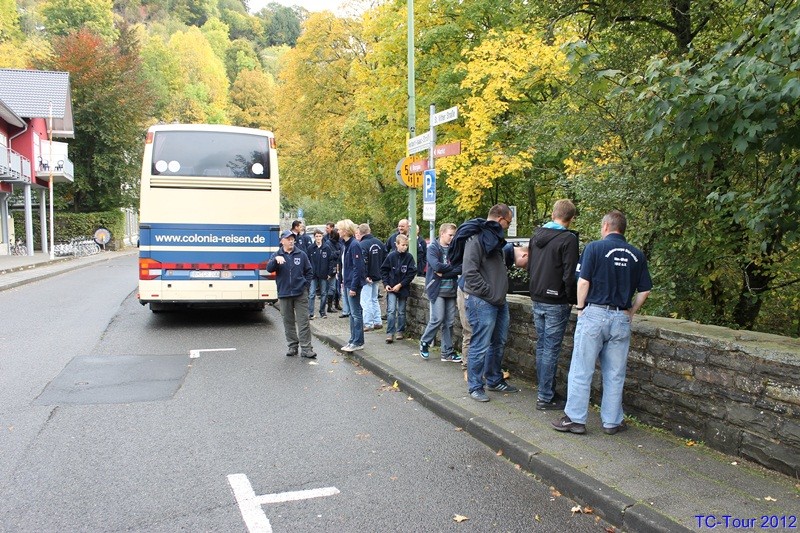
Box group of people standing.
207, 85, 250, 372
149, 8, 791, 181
409, 201, 652, 436
266, 217, 425, 356
268, 201, 652, 436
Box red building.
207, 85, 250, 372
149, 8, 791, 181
0, 69, 74, 255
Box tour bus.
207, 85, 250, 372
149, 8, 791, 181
137, 124, 280, 312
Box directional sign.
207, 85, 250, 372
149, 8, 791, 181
431, 106, 458, 127
407, 131, 432, 154
423, 169, 436, 203
409, 159, 428, 174
433, 141, 461, 159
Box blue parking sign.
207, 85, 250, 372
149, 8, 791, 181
423, 169, 436, 203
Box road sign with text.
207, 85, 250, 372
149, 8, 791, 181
431, 106, 458, 127
407, 131, 432, 154
433, 141, 461, 158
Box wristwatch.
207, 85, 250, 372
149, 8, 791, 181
575, 306, 585, 311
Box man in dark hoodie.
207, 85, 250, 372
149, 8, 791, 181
527, 199, 579, 410
462, 204, 518, 402
267, 230, 315, 358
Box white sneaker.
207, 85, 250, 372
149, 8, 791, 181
341, 344, 354, 352
350, 344, 364, 351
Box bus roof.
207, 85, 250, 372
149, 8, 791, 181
147, 124, 275, 137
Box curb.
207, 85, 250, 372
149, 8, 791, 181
313, 329, 690, 533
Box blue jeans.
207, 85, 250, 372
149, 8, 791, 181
386, 292, 407, 334
564, 306, 632, 427
341, 281, 351, 314
360, 280, 381, 327
308, 278, 329, 316
533, 302, 572, 402
420, 296, 457, 356
465, 294, 509, 393
346, 287, 364, 346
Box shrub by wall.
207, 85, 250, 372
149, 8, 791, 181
404, 279, 800, 477
12, 210, 126, 250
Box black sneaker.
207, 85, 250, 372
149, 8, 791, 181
286, 349, 298, 357
486, 381, 519, 393
536, 396, 566, 410
603, 421, 628, 435
551, 415, 586, 434
301, 350, 317, 359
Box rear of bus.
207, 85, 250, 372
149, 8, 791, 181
137, 124, 280, 312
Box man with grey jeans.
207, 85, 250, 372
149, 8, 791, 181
267, 230, 316, 358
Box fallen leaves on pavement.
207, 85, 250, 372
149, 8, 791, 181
453, 515, 469, 523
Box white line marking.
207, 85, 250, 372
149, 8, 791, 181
255, 487, 341, 504
189, 348, 236, 359
227, 474, 340, 533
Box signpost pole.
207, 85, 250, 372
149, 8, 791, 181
428, 104, 436, 241
407, 0, 417, 263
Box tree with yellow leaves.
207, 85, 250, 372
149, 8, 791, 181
436, 30, 571, 213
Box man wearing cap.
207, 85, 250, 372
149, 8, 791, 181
267, 230, 316, 358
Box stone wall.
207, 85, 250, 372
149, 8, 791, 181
403, 279, 800, 477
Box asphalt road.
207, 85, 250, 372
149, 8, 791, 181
0, 255, 611, 532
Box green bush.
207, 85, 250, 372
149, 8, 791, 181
12, 210, 126, 249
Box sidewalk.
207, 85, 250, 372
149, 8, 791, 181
310, 314, 800, 532
3, 254, 798, 532
0, 249, 137, 292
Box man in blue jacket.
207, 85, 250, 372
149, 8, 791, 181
267, 230, 316, 358
307, 229, 336, 319
359, 223, 386, 331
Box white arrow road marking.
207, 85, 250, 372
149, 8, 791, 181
189, 348, 236, 359
227, 473, 340, 533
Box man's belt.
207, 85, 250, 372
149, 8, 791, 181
587, 303, 626, 311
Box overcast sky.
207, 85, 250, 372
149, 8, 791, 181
248, 0, 363, 15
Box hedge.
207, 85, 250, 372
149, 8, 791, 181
11, 210, 126, 249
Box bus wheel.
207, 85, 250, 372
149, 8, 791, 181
150, 302, 168, 313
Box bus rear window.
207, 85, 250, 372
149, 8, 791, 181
151, 131, 271, 179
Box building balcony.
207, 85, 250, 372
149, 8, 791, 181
36, 141, 74, 183
0, 147, 31, 184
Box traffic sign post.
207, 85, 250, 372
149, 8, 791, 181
423, 169, 436, 203
423, 169, 436, 222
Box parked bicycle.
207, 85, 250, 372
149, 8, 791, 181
10, 239, 27, 256
52, 237, 102, 257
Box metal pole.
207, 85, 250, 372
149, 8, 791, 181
428, 104, 436, 242
407, 0, 417, 263
48, 102, 54, 259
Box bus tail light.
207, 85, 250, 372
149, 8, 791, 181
258, 262, 276, 280
269, 137, 276, 149
139, 258, 162, 280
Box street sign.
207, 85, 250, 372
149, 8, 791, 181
431, 106, 458, 127
409, 159, 428, 174
433, 141, 461, 159
407, 131, 432, 154
507, 205, 517, 237
297, 208, 304, 219
395, 157, 422, 188
423, 169, 436, 203
423, 202, 436, 221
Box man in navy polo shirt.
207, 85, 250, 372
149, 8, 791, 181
552, 210, 652, 435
